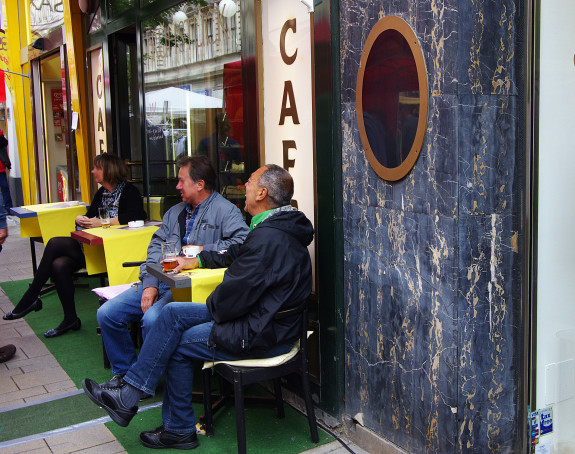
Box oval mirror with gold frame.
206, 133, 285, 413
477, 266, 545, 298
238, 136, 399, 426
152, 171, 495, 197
356, 16, 428, 181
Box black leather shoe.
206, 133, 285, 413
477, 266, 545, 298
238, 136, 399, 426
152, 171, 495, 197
44, 318, 81, 338
3, 298, 43, 320
140, 426, 199, 450
82, 378, 137, 427
101, 375, 124, 390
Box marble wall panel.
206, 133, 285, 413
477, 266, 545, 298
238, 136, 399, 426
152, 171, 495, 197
458, 0, 518, 96
457, 210, 523, 451
340, 0, 525, 452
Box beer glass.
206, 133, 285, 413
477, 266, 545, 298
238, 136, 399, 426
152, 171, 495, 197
162, 242, 178, 273
99, 207, 111, 229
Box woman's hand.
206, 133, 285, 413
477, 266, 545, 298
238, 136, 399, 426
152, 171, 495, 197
76, 215, 101, 229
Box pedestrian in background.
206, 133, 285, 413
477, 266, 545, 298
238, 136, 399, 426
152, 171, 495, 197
0, 130, 13, 211
0, 191, 16, 363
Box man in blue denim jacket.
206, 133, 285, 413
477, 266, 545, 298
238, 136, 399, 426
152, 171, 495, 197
97, 155, 248, 385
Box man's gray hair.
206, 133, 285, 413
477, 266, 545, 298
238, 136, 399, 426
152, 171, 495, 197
258, 164, 294, 208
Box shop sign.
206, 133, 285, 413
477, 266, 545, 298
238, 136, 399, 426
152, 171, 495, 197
261, 0, 316, 269
90, 48, 107, 154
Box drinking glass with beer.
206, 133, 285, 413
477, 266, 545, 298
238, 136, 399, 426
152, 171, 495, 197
162, 242, 178, 273
99, 207, 111, 229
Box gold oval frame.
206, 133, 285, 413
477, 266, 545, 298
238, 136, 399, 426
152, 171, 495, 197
356, 16, 428, 182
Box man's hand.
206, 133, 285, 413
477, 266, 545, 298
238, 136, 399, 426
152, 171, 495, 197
0, 227, 7, 245
141, 287, 159, 313
170, 256, 199, 274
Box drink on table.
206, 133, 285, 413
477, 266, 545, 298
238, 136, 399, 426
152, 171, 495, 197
161, 241, 178, 273
163, 258, 178, 272
99, 207, 110, 229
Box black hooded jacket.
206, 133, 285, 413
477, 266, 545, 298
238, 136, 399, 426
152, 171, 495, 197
199, 209, 314, 355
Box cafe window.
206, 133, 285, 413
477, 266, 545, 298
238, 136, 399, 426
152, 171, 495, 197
141, 2, 246, 217
356, 16, 428, 182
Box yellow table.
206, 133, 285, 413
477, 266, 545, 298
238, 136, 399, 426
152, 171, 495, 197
146, 263, 226, 303
71, 223, 160, 286
11, 202, 88, 245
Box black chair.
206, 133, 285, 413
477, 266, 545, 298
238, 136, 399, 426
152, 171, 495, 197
201, 301, 319, 454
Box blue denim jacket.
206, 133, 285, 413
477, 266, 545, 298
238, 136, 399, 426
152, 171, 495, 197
139, 191, 248, 289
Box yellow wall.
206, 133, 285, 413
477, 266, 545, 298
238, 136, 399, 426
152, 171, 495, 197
3, 0, 36, 205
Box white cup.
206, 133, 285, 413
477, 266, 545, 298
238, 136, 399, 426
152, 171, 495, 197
182, 245, 201, 258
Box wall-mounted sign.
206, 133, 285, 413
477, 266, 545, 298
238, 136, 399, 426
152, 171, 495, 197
261, 0, 316, 274
90, 48, 107, 154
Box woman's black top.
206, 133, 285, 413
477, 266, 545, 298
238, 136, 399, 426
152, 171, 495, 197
85, 182, 147, 225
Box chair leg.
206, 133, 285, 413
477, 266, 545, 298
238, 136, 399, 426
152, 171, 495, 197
301, 372, 319, 443
202, 369, 214, 436
273, 379, 285, 419
233, 372, 247, 454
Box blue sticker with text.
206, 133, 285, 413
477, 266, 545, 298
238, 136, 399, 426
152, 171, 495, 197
540, 407, 553, 435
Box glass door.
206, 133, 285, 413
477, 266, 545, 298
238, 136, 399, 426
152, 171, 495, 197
32, 51, 76, 203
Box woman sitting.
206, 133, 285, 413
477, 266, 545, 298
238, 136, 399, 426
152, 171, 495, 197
3, 153, 147, 338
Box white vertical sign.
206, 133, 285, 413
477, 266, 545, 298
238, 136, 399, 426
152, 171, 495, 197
261, 0, 316, 274
91, 48, 107, 155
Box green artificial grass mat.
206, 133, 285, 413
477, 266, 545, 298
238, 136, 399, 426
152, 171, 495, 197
1, 277, 116, 386
1, 278, 332, 453
0, 393, 109, 441
108, 399, 332, 453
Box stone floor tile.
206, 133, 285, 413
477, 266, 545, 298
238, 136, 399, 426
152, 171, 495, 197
74, 441, 127, 454
24, 390, 69, 403
9, 273, 35, 281
12, 366, 70, 390
12, 337, 51, 359
0, 328, 25, 343
44, 379, 77, 393
0, 364, 23, 378
0, 375, 19, 393
0, 384, 47, 406
14, 324, 36, 336
19, 355, 60, 373
47, 425, 120, 454
0, 439, 50, 454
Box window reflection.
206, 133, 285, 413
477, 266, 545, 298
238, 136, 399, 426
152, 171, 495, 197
108, 0, 135, 17
29, 0, 64, 40
362, 29, 420, 169
142, 2, 245, 217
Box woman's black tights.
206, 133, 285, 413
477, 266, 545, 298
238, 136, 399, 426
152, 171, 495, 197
14, 237, 85, 322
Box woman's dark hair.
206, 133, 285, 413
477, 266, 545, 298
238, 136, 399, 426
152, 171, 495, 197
93, 153, 129, 185
259, 164, 293, 208
176, 155, 217, 191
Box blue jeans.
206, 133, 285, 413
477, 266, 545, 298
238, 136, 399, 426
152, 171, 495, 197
0, 171, 12, 210
123, 302, 292, 434
97, 282, 173, 375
